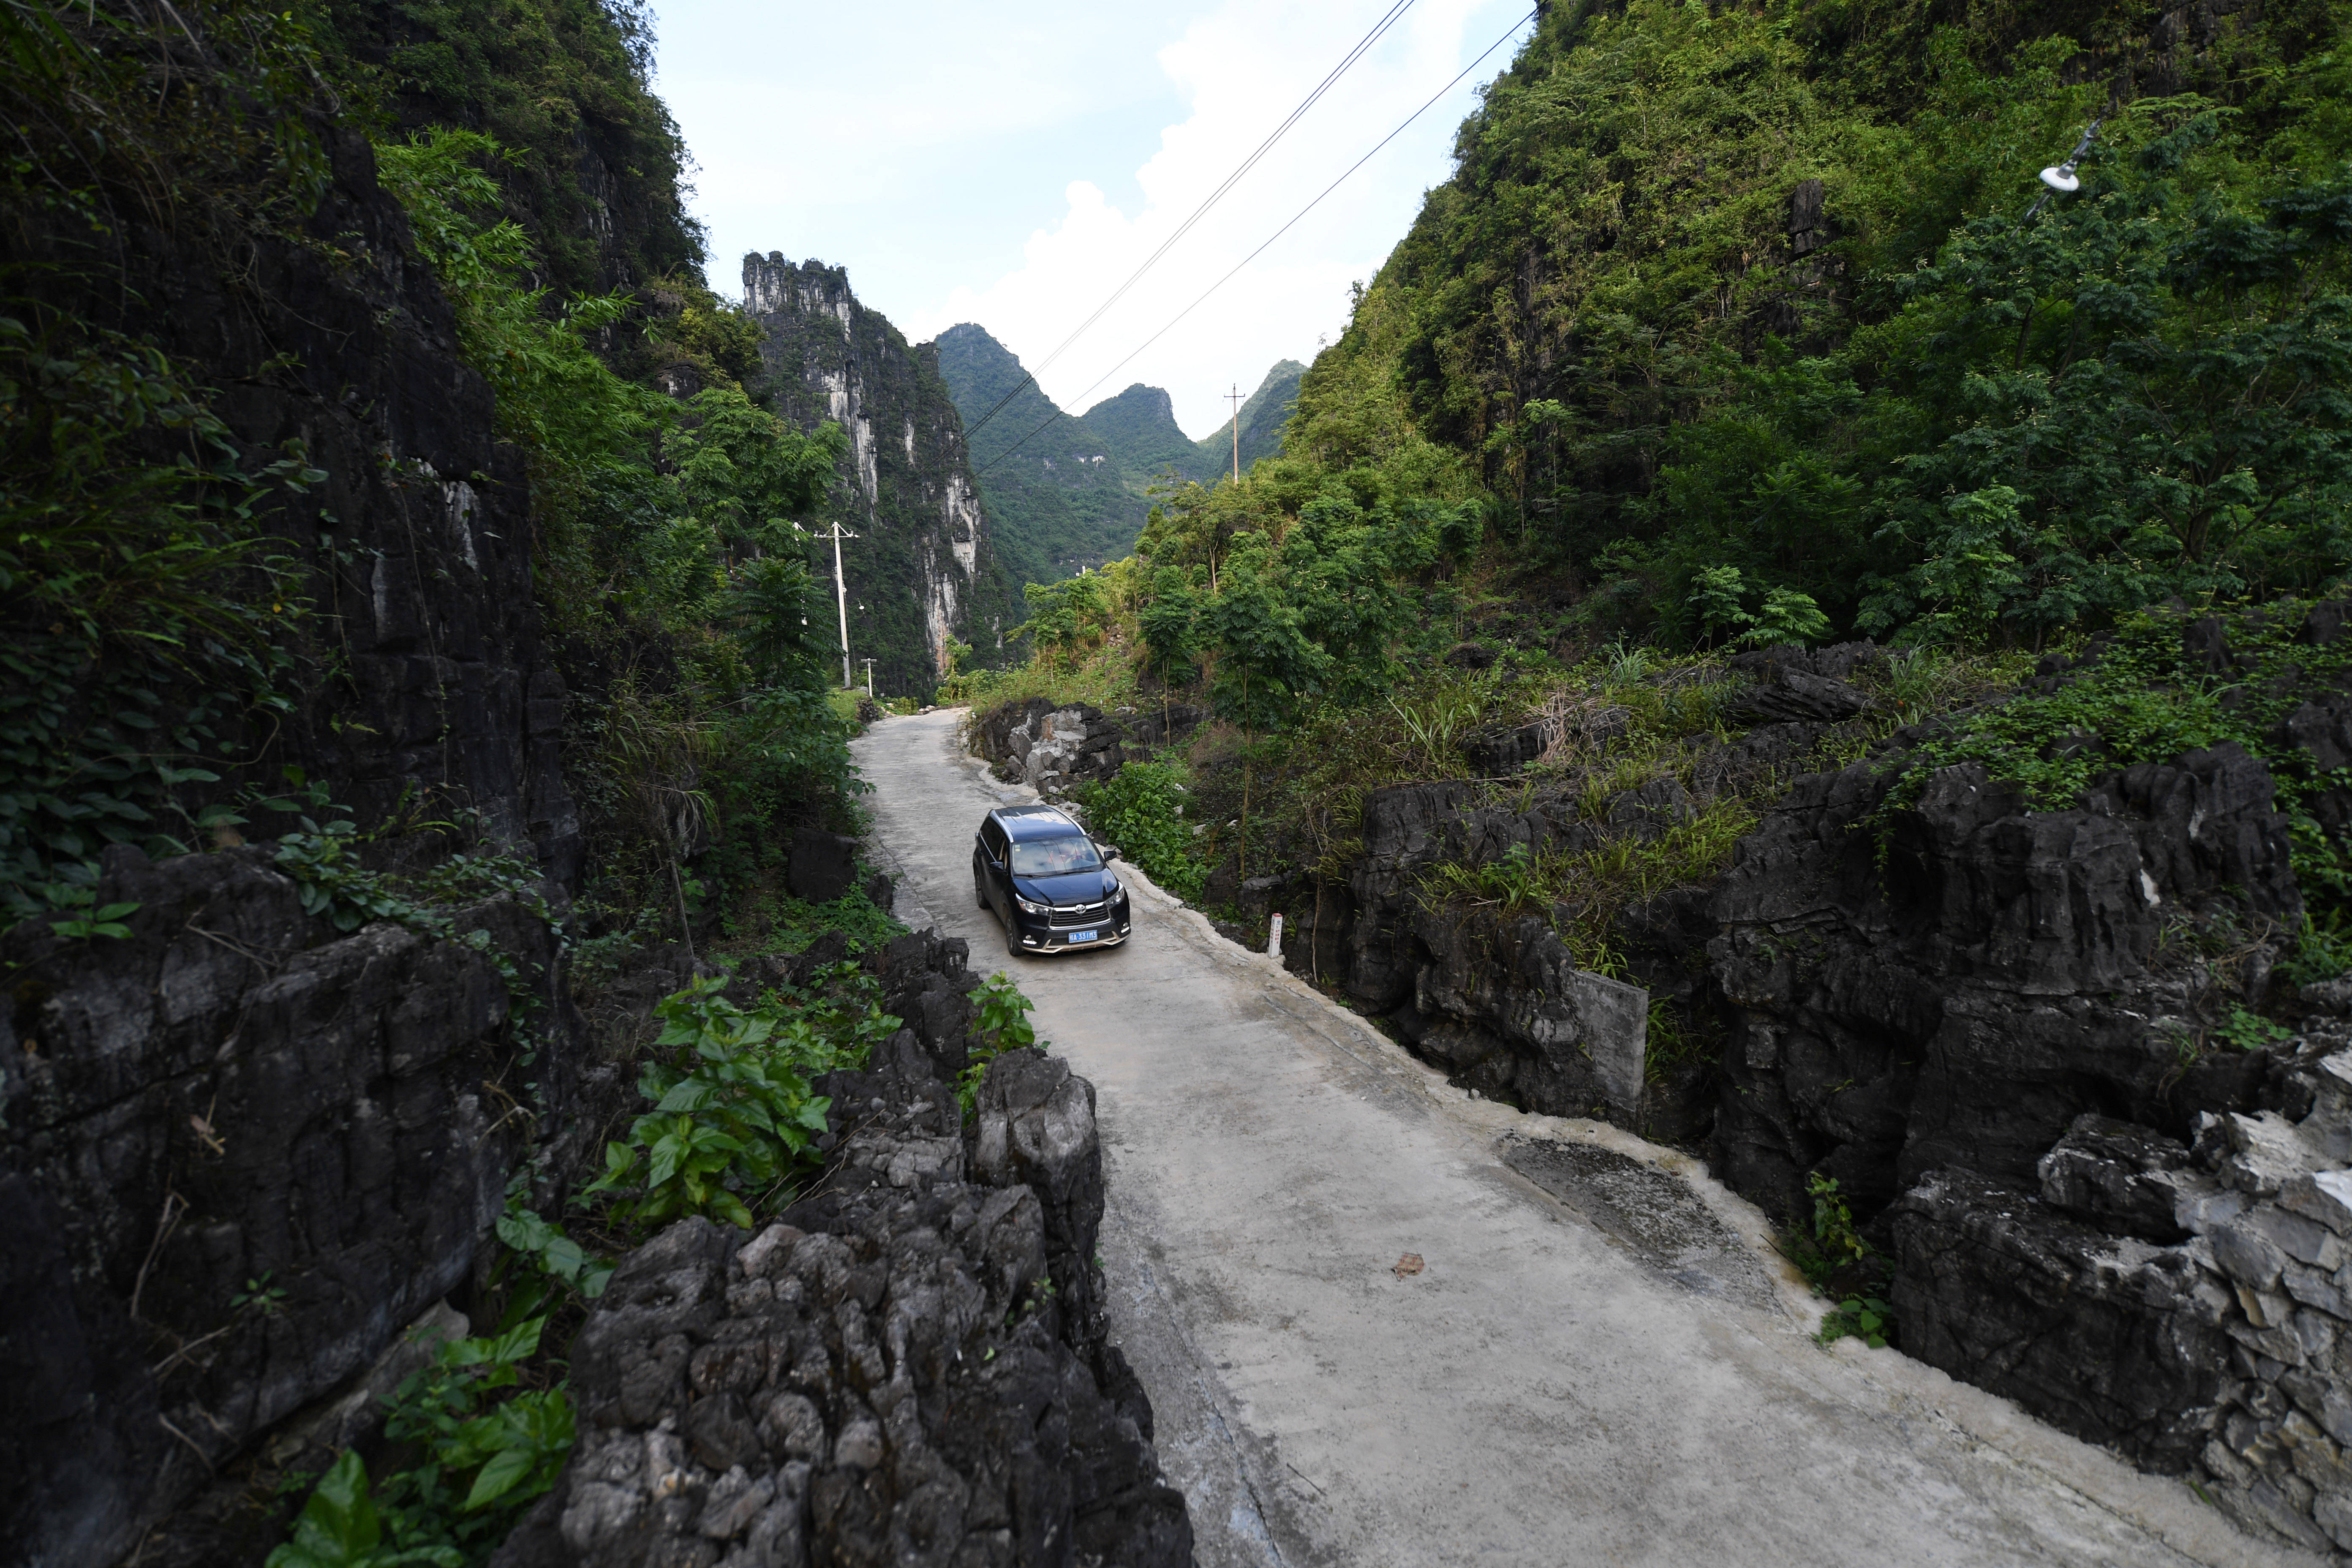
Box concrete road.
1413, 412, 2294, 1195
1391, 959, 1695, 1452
854, 709, 2309, 1568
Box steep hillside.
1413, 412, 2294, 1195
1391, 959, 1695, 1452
934, 324, 1159, 585
0, 5, 1172, 1565
301, 0, 700, 302
1288, 0, 2352, 636
1193, 358, 1306, 480
747, 260, 1022, 694
962, 0, 2352, 1548
934, 324, 1309, 588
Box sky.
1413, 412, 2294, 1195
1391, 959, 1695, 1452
650, 0, 1537, 438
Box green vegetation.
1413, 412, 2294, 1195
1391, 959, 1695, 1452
269, 1319, 573, 1568
1192, 361, 1305, 479
276, 947, 1047, 1565
368, 124, 872, 958
300, 0, 700, 302
1077, 762, 1207, 901
934, 324, 1169, 590
1881, 600, 2352, 897
1294, 0, 2352, 643
933, 325, 1313, 599
957, 972, 1044, 1115
1, 3, 929, 1561
1785, 1174, 1897, 1349
0, 0, 331, 915
966, 0, 2352, 1084
583, 974, 860, 1229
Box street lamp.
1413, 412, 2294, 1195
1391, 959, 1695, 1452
2027, 119, 2101, 219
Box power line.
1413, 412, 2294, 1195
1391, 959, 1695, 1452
977, 7, 1541, 480
959, 0, 1420, 447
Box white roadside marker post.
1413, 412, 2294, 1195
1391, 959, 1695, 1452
1267, 913, 1284, 958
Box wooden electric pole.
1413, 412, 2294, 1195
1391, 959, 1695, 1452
799, 521, 859, 688
1226, 383, 1243, 484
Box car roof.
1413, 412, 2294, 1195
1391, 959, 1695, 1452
991, 805, 1085, 841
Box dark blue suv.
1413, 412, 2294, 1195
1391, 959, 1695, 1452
973, 805, 1131, 956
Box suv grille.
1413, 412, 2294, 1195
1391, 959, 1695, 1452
1048, 899, 1109, 928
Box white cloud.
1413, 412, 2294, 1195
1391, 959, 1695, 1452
658, 0, 1533, 436
903, 0, 1531, 436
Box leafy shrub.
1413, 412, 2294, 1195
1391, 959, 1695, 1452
267, 1319, 572, 1568
956, 971, 1044, 1117
1818, 1295, 1895, 1350
1881, 600, 2352, 901
1076, 762, 1206, 901
584, 974, 860, 1231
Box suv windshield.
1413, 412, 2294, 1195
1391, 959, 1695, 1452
1010, 833, 1101, 877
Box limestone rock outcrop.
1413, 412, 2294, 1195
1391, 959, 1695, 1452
1893, 1037, 2352, 1555
0, 844, 564, 1566
970, 697, 1203, 796
745, 257, 1018, 695
491, 1047, 1192, 1568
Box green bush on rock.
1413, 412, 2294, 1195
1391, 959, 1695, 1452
1077, 762, 1206, 902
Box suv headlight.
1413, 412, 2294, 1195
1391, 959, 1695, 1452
1014, 894, 1049, 915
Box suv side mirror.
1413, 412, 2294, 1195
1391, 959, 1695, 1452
1101, 845, 1122, 863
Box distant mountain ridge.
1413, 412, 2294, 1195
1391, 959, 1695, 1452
934, 324, 1302, 588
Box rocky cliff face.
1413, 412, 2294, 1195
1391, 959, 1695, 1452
746, 259, 1016, 693
1710, 736, 2300, 1220
1701, 609, 2352, 1554
87, 123, 582, 880
2, 114, 594, 1565
1049, 612, 2352, 1553
2, 845, 565, 1567
969, 698, 1205, 796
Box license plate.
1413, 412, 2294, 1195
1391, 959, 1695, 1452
1066, 929, 1097, 942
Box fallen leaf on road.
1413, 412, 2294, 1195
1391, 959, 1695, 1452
1393, 1253, 1424, 1278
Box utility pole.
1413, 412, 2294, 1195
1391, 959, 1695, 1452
861, 657, 875, 699
1226, 383, 1243, 485
798, 521, 859, 688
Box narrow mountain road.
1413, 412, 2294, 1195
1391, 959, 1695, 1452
853, 709, 2310, 1568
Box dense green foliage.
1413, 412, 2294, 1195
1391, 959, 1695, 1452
584, 969, 895, 1229
0, 0, 343, 914
1290, 0, 2352, 644
370, 126, 872, 953
301, 0, 699, 300
268, 1320, 573, 1568
1075, 762, 1206, 901
1888, 600, 2352, 896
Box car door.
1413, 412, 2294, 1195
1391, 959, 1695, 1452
977, 820, 1009, 913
